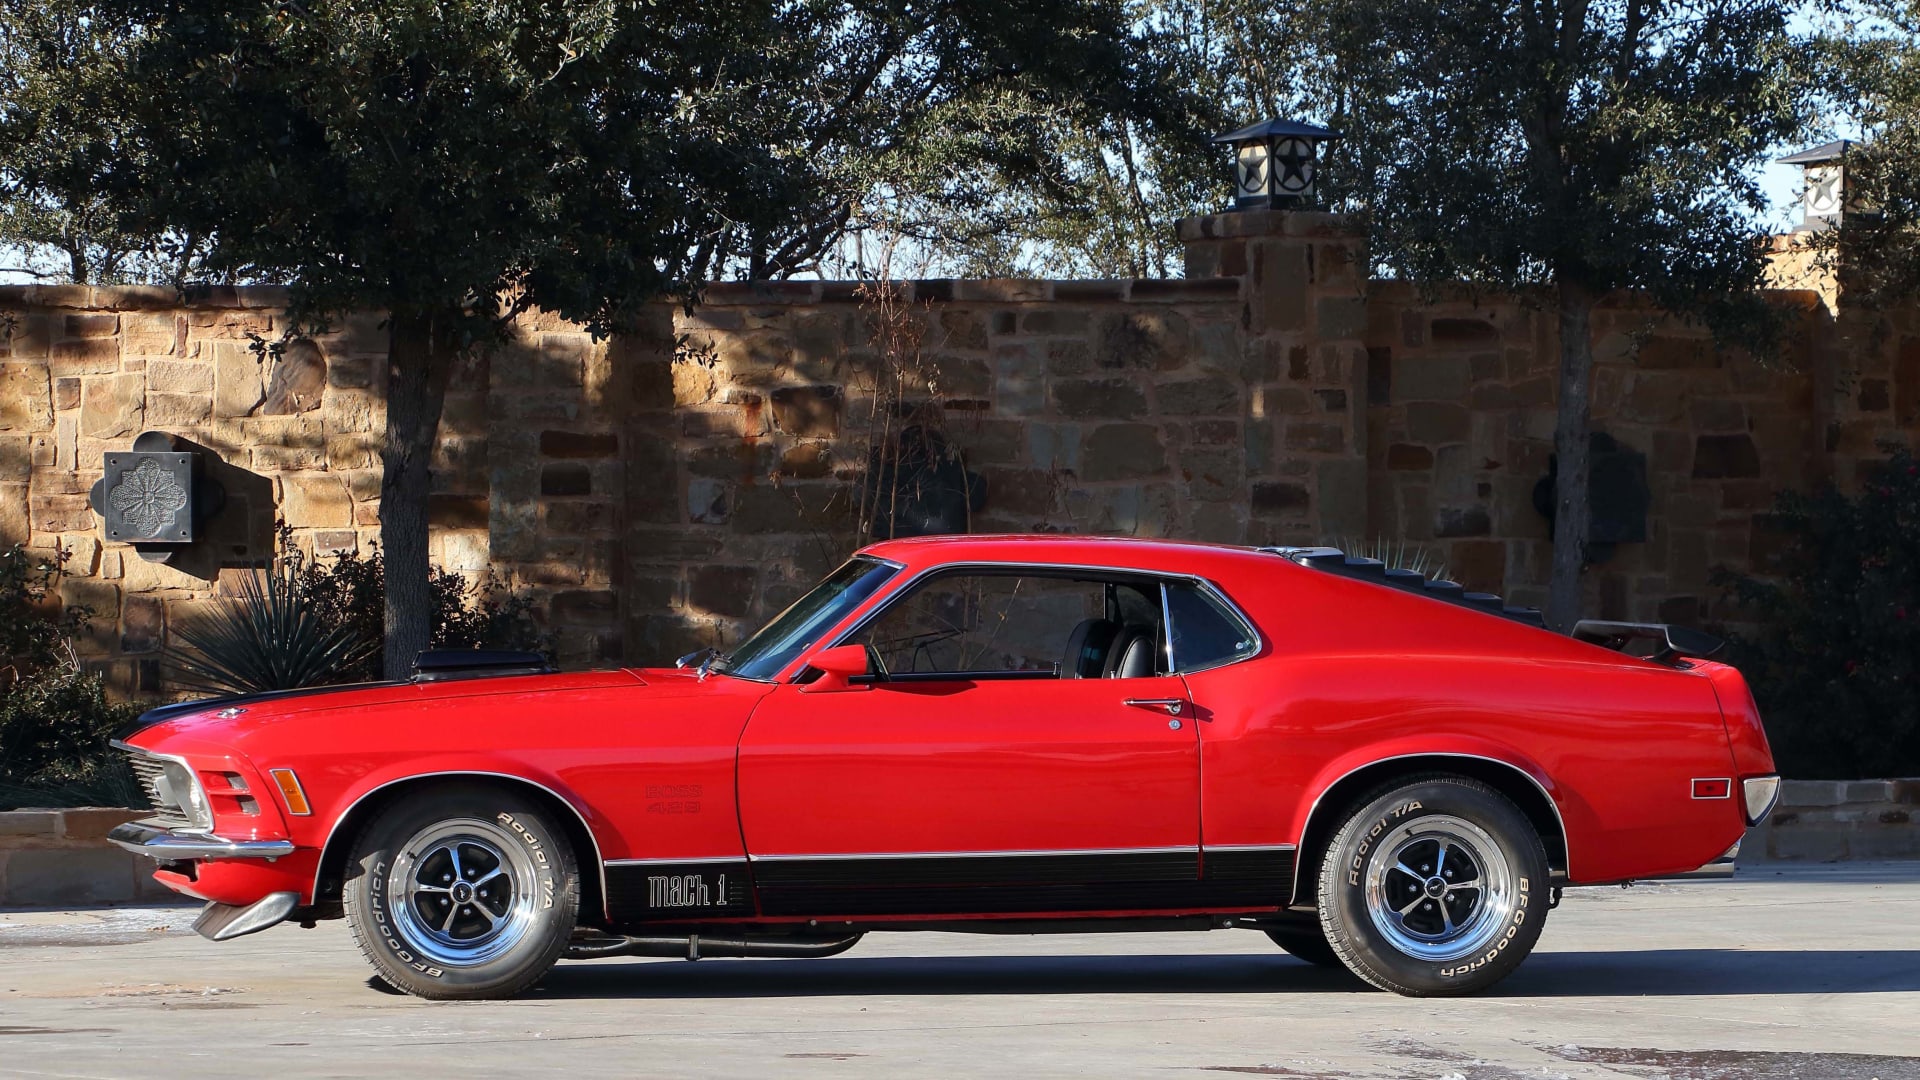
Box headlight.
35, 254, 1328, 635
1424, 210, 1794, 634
157, 760, 214, 831
1742, 775, 1781, 826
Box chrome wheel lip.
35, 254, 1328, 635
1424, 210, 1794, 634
387, 817, 539, 968
1362, 813, 1514, 963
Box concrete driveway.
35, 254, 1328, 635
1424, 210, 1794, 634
1, 862, 1916, 1079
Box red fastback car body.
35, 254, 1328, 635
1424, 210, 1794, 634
112, 536, 1779, 998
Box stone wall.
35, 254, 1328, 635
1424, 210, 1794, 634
3, 212, 1919, 685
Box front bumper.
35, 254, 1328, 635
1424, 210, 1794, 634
108, 820, 295, 862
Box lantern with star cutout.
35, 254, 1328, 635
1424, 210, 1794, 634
1777, 140, 1854, 232
1213, 118, 1342, 210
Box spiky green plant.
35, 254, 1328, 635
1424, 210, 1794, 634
165, 562, 377, 695
1331, 537, 1450, 582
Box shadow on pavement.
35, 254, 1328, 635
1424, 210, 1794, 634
528, 947, 1920, 1000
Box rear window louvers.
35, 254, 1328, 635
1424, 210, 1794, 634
1261, 546, 1549, 630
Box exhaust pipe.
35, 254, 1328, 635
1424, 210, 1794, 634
567, 931, 864, 961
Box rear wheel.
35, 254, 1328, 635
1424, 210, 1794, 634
1316, 775, 1548, 996
342, 783, 580, 1000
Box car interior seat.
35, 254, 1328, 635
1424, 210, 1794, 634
1061, 618, 1120, 678
1103, 624, 1159, 679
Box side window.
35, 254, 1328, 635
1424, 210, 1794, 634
852, 573, 1165, 680
1165, 582, 1257, 672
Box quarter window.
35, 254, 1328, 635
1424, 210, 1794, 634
1164, 582, 1257, 671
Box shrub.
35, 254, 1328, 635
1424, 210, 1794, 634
0, 545, 144, 810
1718, 449, 1920, 779
166, 526, 548, 692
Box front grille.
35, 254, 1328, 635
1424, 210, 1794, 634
128, 754, 192, 830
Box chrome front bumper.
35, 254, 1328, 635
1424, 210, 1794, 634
108, 820, 295, 862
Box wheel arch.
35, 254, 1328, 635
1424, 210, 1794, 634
1289, 753, 1569, 907
313, 771, 607, 926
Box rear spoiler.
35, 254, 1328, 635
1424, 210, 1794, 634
1571, 621, 1725, 665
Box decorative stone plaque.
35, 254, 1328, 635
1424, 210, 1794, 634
97, 451, 195, 543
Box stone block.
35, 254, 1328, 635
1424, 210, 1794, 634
938, 310, 990, 350
49, 337, 120, 375
1251, 241, 1309, 333
1027, 423, 1082, 472
213, 341, 266, 418
993, 349, 1047, 415
147, 392, 212, 429
540, 430, 619, 459
1094, 311, 1189, 371
121, 594, 165, 653
688, 565, 758, 617
777, 443, 832, 479
1053, 377, 1147, 419
541, 463, 593, 497
688, 477, 730, 524
0, 434, 27, 483
258, 339, 327, 414
79, 373, 145, 438
981, 467, 1061, 516
1693, 434, 1761, 479
1045, 340, 1093, 376
1405, 402, 1471, 445
1079, 423, 1166, 482
1, 313, 51, 358
1315, 296, 1368, 340
1390, 355, 1469, 402
2, 482, 36, 542
64, 313, 118, 338
1251, 481, 1310, 517
147, 359, 212, 394
1021, 311, 1089, 336
546, 500, 615, 536
2, 848, 136, 905
0, 363, 52, 430
1158, 376, 1238, 417
1284, 421, 1345, 454
551, 589, 617, 625
57, 808, 141, 842
1317, 458, 1368, 536
281, 474, 351, 527
769, 385, 843, 437
0, 811, 60, 838
1180, 449, 1241, 502
53, 376, 80, 412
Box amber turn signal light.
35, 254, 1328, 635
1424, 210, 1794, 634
269, 768, 312, 815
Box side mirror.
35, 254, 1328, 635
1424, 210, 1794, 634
799, 644, 872, 694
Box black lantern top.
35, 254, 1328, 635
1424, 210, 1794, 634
1213, 118, 1343, 210
1777, 139, 1854, 230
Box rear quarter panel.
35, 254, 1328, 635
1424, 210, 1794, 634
1195, 560, 1747, 884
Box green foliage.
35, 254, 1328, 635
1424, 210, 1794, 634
1323, 0, 1813, 335
167, 527, 547, 693
1814, 1, 1920, 306
166, 559, 378, 696
285, 529, 548, 684
0, 544, 143, 810
1717, 450, 1920, 779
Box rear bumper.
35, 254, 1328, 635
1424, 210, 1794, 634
108, 820, 295, 862
1649, 839, 1742, 881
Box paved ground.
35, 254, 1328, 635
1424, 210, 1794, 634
1, 863, 1917, 1080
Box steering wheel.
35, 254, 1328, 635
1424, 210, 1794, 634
863, 643, 891, 683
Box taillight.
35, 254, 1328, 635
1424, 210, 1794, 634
1742, 775, 1781, 825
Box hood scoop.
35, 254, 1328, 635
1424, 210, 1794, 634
413, 649, 556, 682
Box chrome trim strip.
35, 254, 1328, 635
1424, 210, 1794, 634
746, 846, 1200, 862
605, 856, 749, 867
1202, 843, 1299, 853
109, 820, 296, 862
1291, 752, 1572, 902
796, 559, 1266, 683
314, 771, 609, 918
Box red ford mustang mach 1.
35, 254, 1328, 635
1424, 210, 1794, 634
110, 536, 1780, 999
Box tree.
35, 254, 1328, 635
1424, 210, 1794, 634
1816, 1, 1920, 305
0, 0, 202, 284
9, 0, 1172, 677
1315, 0, 1813, 629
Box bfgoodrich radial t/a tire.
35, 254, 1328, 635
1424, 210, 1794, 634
343, 783, 580, 1000
1317, 775, 1549, 996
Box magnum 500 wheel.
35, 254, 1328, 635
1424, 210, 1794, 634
1317, 776, 1549, 996
343, 783, 580, 1000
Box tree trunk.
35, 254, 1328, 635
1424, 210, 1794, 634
379, 310, 455, 680
1546, 280, 1595, 632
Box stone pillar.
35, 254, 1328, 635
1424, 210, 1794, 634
1177, 210, 1371, 545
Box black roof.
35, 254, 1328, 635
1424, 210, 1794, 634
1213, 118, 1344, 144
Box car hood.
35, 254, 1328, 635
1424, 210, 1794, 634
119, 668, 652, 747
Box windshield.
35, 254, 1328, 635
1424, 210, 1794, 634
711, 557, 900, 681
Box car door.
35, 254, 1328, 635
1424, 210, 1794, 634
735, 567, 1203, 917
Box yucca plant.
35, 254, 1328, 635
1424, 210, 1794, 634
165, 561, 377, 695
1331, 536, 1450, 582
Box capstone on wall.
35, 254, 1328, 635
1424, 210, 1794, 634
2, 211, 1916, 692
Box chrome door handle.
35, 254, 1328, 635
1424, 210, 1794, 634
1124, 698, 1184, 716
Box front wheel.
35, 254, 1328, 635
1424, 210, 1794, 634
1316, 775, 1549, 996
343, 783, 580, 1000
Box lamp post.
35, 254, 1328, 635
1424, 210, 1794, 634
1213, 118, 1342, 210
